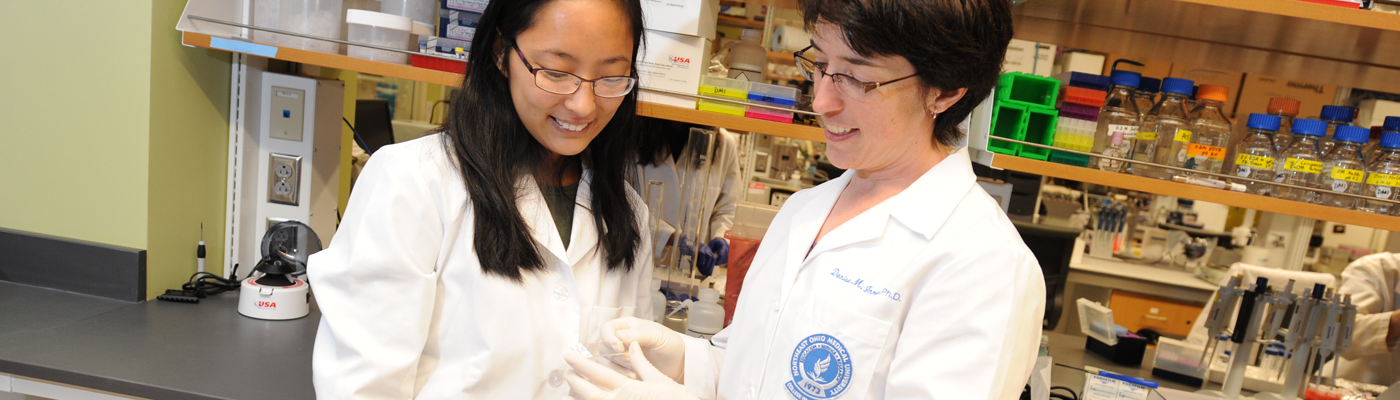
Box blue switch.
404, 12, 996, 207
283, 110, 291, 118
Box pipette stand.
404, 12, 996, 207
1197, 278, 1271, 400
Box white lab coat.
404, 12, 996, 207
308, 134, 653, 399
635, 128, 743, 248
678, 149, 1046, 400
1330, 252, 1400, 385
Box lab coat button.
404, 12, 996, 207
548, 370, 564, 387
553, 286, 570, 301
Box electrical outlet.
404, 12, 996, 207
268, 153, 302, 205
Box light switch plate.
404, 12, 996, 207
268, 153, 301, 206
268, 86, 306, 142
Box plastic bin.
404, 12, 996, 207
989, 102, 1028, 156
997, 72, 1060, 109
1152, 337, 1207, 385
1052, 116, 1095, 152
699, 76, 749, 117
411, 54, 467, 73
279, 0, 344, 54
1062, 86, 1107, 108
1020, 107, 1059, 160
1057, 71, 1111, 91
381, 0, 435, 25
1077, 298, 1118, 346
746, 101, 794, 123
1049, 151, 1090, 167
747, 82, 798, 107
347, 10, 413, 64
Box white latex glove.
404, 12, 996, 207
599, 316, 686, 381
563, 342, 698, 400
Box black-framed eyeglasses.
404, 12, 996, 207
513, 44, 637, 98
793, 45, 918, 99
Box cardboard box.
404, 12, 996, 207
442, 0, 488, 12
637, 29, 709, 110
642, 0, 719, 39
1169, 63, 1245, 118
1234, 73, 1339, 123
1055, 51, 1105, 76
1358, 99, 1400, 128
1100, 54, 1172, 82
1004, 39, 1056, 77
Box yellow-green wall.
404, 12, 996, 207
146, 0, 231, 294
0, 2, 153, 250
0, 1, 231, 299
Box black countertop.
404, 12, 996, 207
2, 279, 1220, 400
0, 281, 318, 400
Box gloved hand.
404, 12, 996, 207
599, 317, 686, 382
563, 342, 698, 400
705, 238, 728, 268
682, 237, 728, 278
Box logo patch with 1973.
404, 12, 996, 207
785, 333, 853, 399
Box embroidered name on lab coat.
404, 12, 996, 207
830, 268, 901, 302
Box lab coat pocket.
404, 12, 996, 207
584, 306, 633, 344
784, 297, 893, 399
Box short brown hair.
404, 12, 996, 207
802, 0, 1013, 148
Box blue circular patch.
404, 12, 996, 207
784, 333, 852, 399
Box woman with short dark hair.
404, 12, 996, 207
565, 0, 1046, 399
308, 0, 656, 398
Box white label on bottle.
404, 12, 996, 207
1273, 173, 1286, 183
1379, 186, 1394, 200
1332, 180, 1349, 192
1236, 165, 1252, 177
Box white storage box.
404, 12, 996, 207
642, 0, 719, 39
637, 29, 709, 110
347, 9, 413, 64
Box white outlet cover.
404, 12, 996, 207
268, 153, 302, 206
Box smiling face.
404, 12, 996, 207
505, 0, 634, 158
808, 22, 948, 174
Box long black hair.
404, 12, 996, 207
440, 0, 646, 283
802, 0, 1014, 148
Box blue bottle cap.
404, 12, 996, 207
1138, 77, 1161, 93
1334, 126, 1371, 144
1383, 131, 1400, 148
1160, 77, 1194, 95
1320, 105, 1354, 122
1291, 118, 1327, 136
1247, 113, 1283, 131
1385, 116, 1400, 131
1111, 70, 1141, 88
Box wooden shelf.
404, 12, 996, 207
718, 15, 766, 29
990, 155, 1400, 231
181, 31, 823, 142
638, 102, 825, 142
1011, 0, 1400, 93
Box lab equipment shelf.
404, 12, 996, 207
990, 155, 1400, 231
179, 31, 827, 143
1011, 0, 1400, 93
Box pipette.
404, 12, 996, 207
1199, 275, 1245, 374
1220, 277, 1270, 398
1280, 284, 1328, 399
1330, 294, 1357, 387
1260, 280, 1297, 381
1314, 290, 1343, 386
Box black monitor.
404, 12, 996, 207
354, 99, 395, 154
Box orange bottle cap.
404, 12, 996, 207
1197, 85, 1228, 103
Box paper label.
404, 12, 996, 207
1332, 168, 1364, 183
1138, 131, 1158, 141
1367, 173, 1400, 187
1186, 143, 1226, 160
1174, 129, 1193, 143
1235, 154, 1276, 170
1284, 158, 1323, 174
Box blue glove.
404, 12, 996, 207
708, 238, 729, 266
696, 242, 716, 278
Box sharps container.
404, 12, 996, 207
279, 0, 344, 54
346, 10, 412, 64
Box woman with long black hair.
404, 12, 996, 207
308, 0, 653, 397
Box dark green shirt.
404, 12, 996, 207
538, 182, 579, 249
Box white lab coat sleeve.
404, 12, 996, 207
883, 237, 1045, 400
1339, 254, 1400, 360
708, 131, 742, 241
680, 325, 728, 399
309, 145, 444, 400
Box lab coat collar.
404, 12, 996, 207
883, 148, 978, 240
520, 169, 598, 268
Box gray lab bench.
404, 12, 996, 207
0, 281, 317, 399
2, 279, 1224, 400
